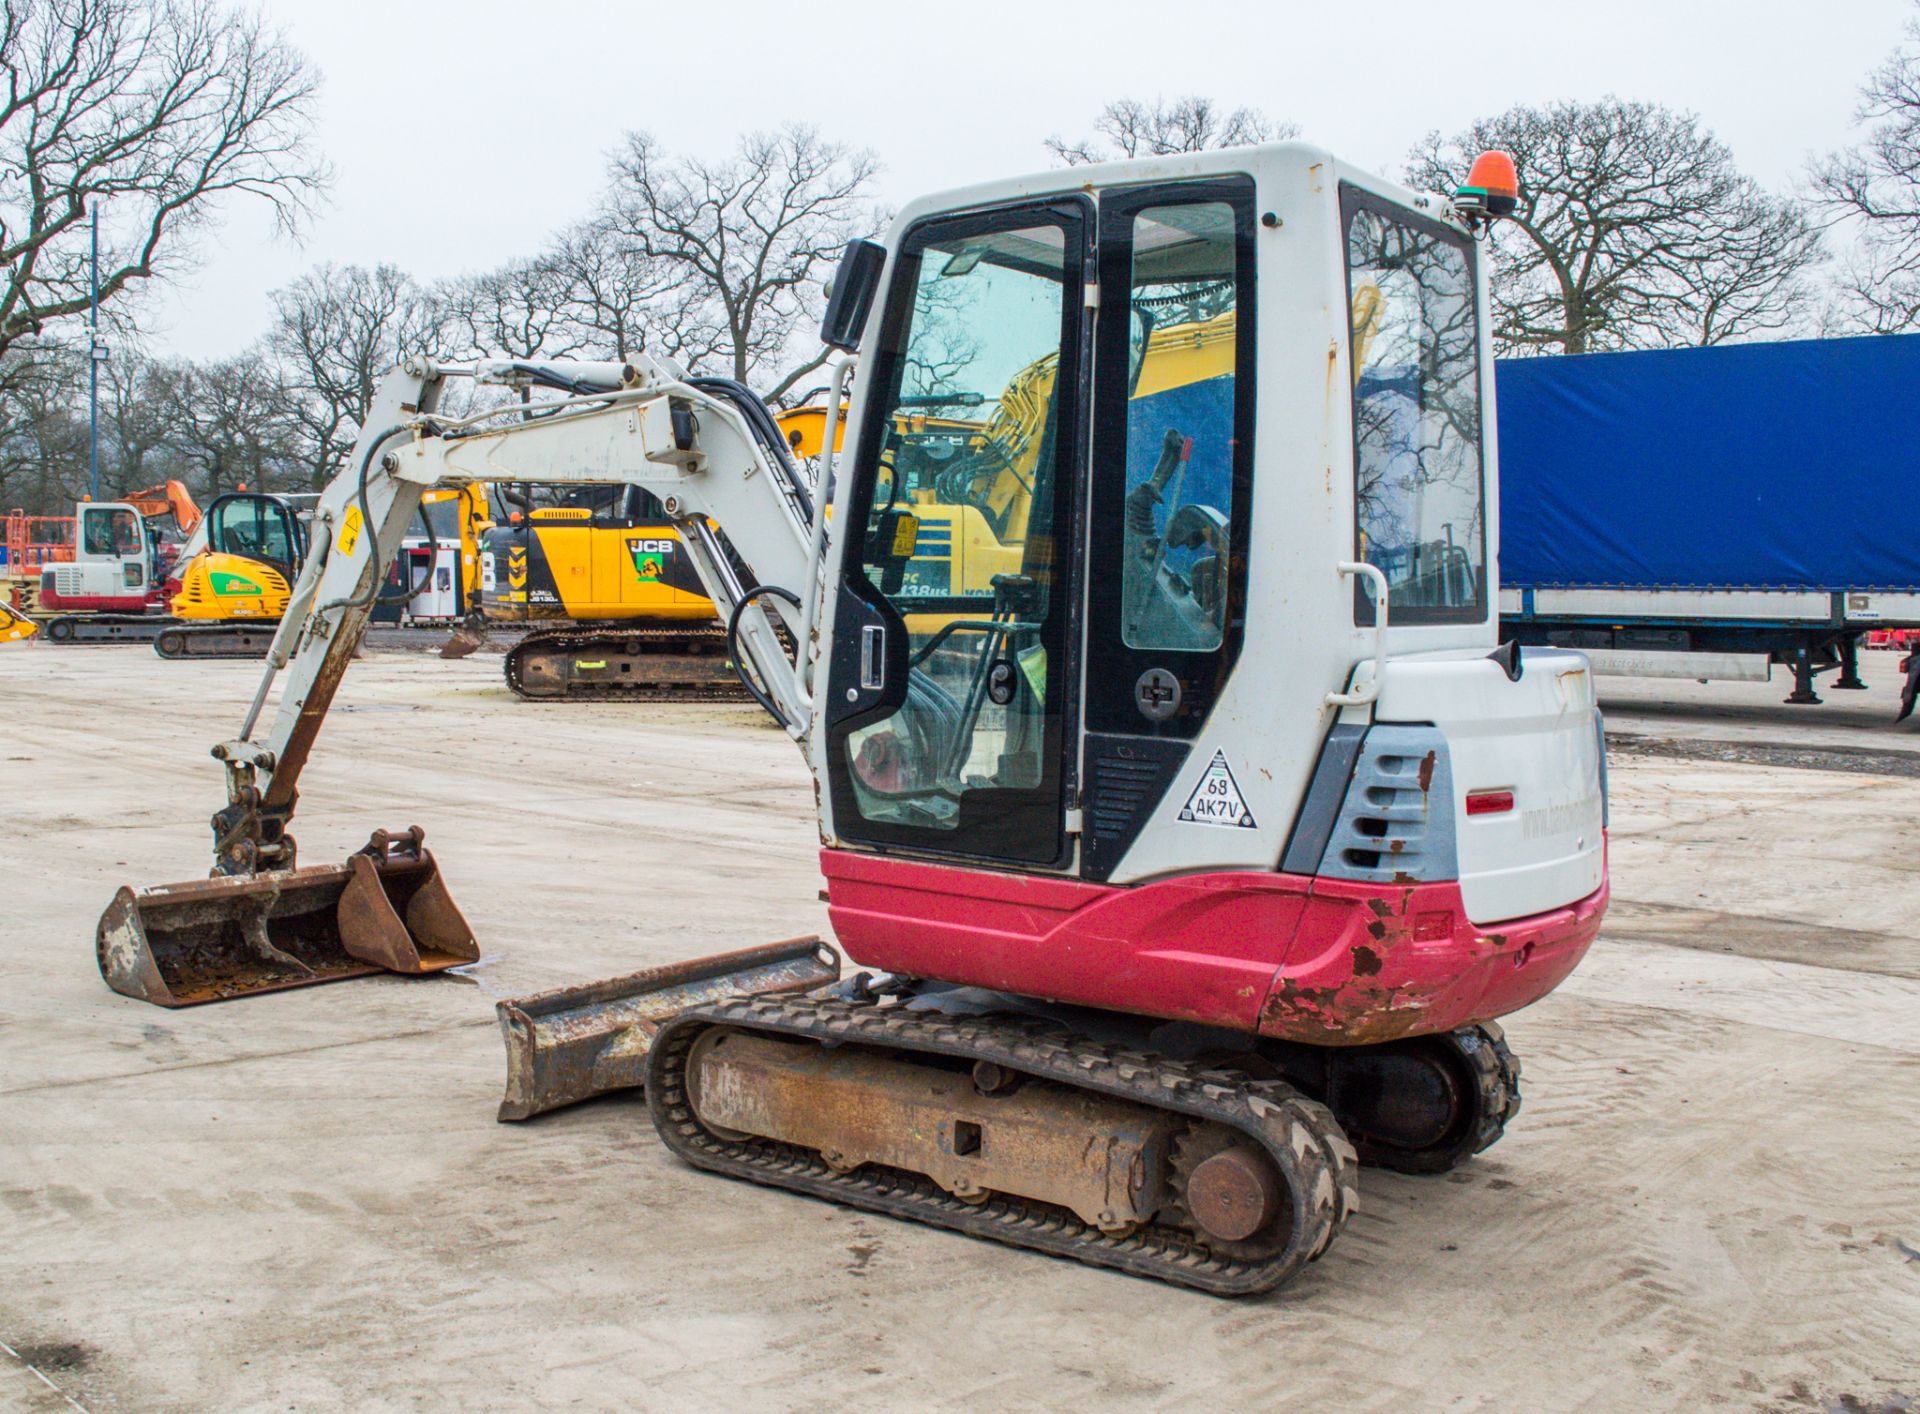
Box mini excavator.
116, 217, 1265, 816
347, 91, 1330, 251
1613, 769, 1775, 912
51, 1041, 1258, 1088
98, 145, 1608, 1295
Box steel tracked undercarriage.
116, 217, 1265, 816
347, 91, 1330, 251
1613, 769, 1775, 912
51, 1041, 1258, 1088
501, 624, 751, 702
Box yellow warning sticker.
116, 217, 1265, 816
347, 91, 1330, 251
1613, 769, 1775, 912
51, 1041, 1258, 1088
890, 513, 920, 557
338, 505, 365, 558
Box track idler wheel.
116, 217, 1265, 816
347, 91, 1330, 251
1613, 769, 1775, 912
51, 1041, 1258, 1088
1326, 1023, 1522, 1175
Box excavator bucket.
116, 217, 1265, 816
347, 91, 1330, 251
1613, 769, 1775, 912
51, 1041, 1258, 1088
96, 828, 479, 1007
0, 600, 37, 641
495, 937, 840, 1121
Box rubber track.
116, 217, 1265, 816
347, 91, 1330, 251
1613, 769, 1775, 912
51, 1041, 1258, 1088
41, 615, 167, 644
1458, 1021, 1524, 1157
153, 625, 274, 659
503, 626, 751, 703
647, 994, 1360, 1296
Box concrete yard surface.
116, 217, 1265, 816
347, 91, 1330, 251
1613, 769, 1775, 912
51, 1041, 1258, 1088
2, 643, 1918, 1412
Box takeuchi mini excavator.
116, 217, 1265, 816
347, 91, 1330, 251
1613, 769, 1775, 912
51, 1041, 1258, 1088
97, 144, 1608, 1295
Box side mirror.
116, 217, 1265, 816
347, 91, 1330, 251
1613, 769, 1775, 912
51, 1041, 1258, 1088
820, 239, 887, 352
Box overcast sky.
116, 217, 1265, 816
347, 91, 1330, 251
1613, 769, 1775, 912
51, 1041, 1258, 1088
143, 0, 1915, 359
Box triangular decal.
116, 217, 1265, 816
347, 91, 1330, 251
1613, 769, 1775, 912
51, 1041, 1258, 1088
1178, 750, 1258, 829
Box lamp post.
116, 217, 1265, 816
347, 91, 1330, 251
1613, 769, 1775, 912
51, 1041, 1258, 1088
87, 203, 104, 502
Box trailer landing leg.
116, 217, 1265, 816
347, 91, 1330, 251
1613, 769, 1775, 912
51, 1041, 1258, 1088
1785, 647, 1822, 705
1833, 636, 1868, 691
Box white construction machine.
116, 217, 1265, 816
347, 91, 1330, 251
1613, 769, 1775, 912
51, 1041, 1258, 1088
97, 144, 1608, 1295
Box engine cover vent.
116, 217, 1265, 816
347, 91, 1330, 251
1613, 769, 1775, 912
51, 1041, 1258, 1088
1317, 725, 1457, 885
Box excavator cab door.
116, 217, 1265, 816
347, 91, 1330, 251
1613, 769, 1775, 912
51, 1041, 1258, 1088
823, 198, 1092, 869
76, 503, 148, 591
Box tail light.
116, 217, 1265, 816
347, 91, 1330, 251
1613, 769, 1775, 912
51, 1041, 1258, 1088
1465, 789, 1514, 816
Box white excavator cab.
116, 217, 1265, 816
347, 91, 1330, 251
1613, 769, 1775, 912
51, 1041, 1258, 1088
807, 146, 1604, 997
42, 502, 150, 603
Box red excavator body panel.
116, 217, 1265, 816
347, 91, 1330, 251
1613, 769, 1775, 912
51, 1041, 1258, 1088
822, 846, 1607, 1046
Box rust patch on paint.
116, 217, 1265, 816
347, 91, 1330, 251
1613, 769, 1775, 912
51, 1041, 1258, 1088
1417, 751, 1436, 794
1352, 946, 1383, 977
1259, 973, 1438, 1045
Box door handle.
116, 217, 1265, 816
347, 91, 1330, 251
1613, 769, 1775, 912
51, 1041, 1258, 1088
1328, 561, 1390, 707
859, 623, 885, 691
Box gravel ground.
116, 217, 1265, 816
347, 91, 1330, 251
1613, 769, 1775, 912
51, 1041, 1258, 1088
1, 644, 1915, 1412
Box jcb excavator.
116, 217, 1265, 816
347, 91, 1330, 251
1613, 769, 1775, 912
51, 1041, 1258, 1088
478, 484, 746, 699
96, 145, 1608, 1295
473, 406, 842, 699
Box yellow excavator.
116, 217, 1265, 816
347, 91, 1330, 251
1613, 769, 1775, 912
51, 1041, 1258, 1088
0, 599, 36, 641
157, 485, 487, 658
475, 402, 843, 699
477, 396, 1045, 701
153, 491, 312, 657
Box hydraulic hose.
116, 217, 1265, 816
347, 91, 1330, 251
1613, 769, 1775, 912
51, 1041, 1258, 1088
689, 376, 814, 523
725, 584, 802, 730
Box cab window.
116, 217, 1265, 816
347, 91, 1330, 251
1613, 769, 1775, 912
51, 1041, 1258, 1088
1119, 201, 1241, 653
84, 507, 140, 556
1085, 179, 1256, 738
211, 498, 296, 565
828, 206, 1087, 865
1343, 188, 1486, 623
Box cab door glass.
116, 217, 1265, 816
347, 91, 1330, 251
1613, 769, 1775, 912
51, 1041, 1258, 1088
211, 498, 296, 567
833, 213, 1083, 862
84, 506, 140, 559
1085, 181, 1255, 738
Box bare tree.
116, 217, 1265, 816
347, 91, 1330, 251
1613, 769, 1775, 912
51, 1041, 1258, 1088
542, 217, 728, 369
1812, 13, 1920, 331
96, 342, 177, 495
1046, 96, 1296, 166
0, 0, 327, 368
602, 124, 881, 401
0, 340, 86, 509
268, 264, 439, 487
1409, 100, 1821, 355
436, 256, 581, 363
151, 351, 299, 496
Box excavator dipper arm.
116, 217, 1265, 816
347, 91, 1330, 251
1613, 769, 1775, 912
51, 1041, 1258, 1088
231, 354, 821, 861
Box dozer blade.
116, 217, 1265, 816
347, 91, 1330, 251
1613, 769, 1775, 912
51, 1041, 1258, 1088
495, 937, 839, 1121
96, 827, 479, 1007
